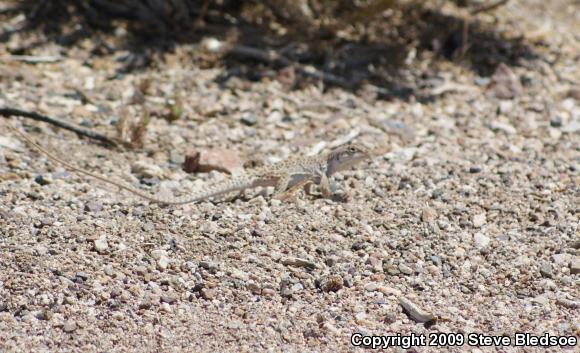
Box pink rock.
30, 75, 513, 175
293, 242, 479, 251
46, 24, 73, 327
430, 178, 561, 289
184, 149, 244, 175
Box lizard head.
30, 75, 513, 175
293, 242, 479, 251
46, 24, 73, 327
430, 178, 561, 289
326, 143, 371, 175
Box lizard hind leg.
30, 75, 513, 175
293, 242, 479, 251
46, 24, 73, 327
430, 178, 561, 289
303, 181, 315, 196
319, 174, 349, 202
274, 179, 312, 201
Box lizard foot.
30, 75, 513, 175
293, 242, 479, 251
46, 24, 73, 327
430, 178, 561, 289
273, 191, 298, 202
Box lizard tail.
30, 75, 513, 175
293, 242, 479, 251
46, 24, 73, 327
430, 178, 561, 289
6, 122, 230, 205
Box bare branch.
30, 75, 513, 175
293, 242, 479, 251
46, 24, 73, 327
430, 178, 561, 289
0, 107, 127, 147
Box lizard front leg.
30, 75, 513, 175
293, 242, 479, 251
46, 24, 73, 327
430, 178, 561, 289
319, 174, 349, 202
319, 173, 332, 198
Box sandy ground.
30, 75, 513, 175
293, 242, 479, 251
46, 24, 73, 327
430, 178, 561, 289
0, 1, 578, 352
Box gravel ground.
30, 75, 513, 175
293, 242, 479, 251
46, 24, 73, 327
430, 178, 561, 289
0, 1, 579, 352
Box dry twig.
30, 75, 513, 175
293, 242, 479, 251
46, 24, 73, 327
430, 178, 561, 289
0, 55, 63, 63
229, 45, 354, 88
0, 107, 126, 147
470, 0, 509, 15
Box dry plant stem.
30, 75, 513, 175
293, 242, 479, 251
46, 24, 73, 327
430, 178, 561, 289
457, 0, 509, 60
460, 19, 469, 58
0, 55, 63, 63
0, 107, 126, 147
193, 0, 211, 28
470, 0, 509, 15
229, 45, 353, 88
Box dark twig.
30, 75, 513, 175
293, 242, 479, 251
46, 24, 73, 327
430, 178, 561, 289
470, 0, 509, 15
193, 0, 211, 28
229, 45, 354, 88
0, 107, 126, 147
459, 19, 469, 58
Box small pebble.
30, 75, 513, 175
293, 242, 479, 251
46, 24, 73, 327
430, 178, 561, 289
247, 282, 261, 294
562, 121, 580, 133
84, 201, 102, 213
400, 297, 435, 323
355, 312, 367, 322
421, 208, 437, 222
430, 256, 442, 266
36, 309, 52, 321
281, 257, 317, 269
134, 265, 148, 276
35, 174, 52, 186
94, 238, 109, 253
570, 258, 580, 275
34, 245, 49, 256
431, 189, 443, 199
279, 279, 294, 298
40, 218, 55, 227
398, 264, 413, 275
262, 288, 276, 296
472, 213, 487, 228
385, 264, 400, 276
201, 288, 217, 300
473, 232, 490, 248
160, 302, 172, 313
550, 117, 563, 128
198, 261, 218, 274
540, 262, 553, 278
364, 282, 378, 292
62, 320, 77, 333
291, 283, 304, 292
157, 256, 170, 270
490, 121, 517, 135
161, 294, 177, 304
241, 114, 258, 126
230, 269, 249, 281
325, 256, 338, 267
169, 150, 185, 165
151, 249, 167, 260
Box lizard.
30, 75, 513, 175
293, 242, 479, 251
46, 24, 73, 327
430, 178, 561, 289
7, 122, 371, 204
